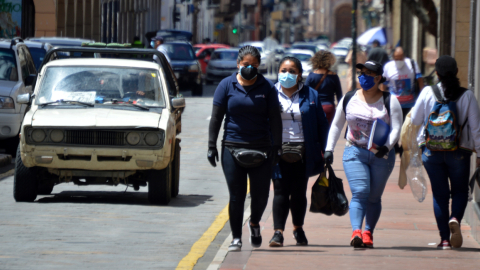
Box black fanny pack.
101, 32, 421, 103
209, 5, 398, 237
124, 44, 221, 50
227, 147, 268, 168
281, 142, 304, 163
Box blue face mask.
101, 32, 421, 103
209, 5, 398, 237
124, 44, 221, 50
278, 72, 298, 88
150, 41, 155, 48
358, 74, 376, 90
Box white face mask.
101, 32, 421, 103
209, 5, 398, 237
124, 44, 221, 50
395, 60, 405, 69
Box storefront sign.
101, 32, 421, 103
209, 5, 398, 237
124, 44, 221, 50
0, 0, 22, 38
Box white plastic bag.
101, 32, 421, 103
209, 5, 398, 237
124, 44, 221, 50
405, 152, 427, 202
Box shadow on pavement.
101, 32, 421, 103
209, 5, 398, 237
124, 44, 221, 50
272, 244, 480, 252
36, 191, 212, 207
253, 249, 326, 253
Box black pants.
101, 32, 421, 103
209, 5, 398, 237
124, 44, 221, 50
221, 147, 272, 239
394, 107, 412, 156
272, 158, 309, 231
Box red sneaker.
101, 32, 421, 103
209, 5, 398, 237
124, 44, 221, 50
362, 230, 374, 248
449, 218, 463, 248
437, 240, 452, 250
350, 229, 363, 248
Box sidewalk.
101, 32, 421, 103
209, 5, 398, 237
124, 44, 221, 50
218, 136, 480, 270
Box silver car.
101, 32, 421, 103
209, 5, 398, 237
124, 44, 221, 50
205, 49, 239, 84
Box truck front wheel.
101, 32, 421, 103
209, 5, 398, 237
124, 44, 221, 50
147, 164, 172, 205
13, 146, 38, 202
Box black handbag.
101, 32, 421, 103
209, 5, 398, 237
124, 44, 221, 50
227, 147, 268, 168
310, 164, 349, 216
281, 142, 304, 163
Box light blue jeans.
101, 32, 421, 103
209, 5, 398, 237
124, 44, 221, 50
343, 145, 396, 233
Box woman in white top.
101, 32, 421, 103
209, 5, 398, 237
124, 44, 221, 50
324, 61, 402, 248
410, 56, 480, 250
269, 56, 329, 247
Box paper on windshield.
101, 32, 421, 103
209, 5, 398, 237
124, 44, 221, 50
51, 91, 96, 104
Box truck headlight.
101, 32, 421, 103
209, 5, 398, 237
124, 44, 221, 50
126, 132, 140, 145
188, 64, 199, 72
32, 129, 46, 142
50, 129, 64, 143
0, 97, 14, 109
145, 132, 159, 146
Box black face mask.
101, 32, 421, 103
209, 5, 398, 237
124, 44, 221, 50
239, 65, 258, 81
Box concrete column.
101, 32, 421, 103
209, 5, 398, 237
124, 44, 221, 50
66, 0, 75, 37
74, 0, 84, 38
93, 0, 101, 41
56, 0, 66, 36
84, 0, 93, 39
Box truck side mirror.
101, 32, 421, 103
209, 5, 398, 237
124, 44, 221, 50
17, 93, 31, 104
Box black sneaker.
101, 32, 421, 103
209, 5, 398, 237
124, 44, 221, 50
269, 231, 284, 247
293, 228, 308, 246
228, 238, 242, 251
249, 221, 262, 248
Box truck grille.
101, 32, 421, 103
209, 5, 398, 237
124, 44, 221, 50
65, 130, 125, 146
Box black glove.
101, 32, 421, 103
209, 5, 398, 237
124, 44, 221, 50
375, 146, 389, 159
324, 151, 333, 165
271, 145, 282, 166
207, 147, 219, 167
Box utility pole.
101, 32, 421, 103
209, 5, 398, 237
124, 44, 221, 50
192, 0, 200, 44
351, 0, 357, 91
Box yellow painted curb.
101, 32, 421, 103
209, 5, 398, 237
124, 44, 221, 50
176, 180, 250, 270
175, 204, 229, 270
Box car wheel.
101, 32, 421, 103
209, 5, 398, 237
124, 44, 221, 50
1, 135, 19, 157
13, 145, 38, 202
147, 164, 172, 205
191, 83, 203, 96
171, 139, 181, 198
37, 181, 54, 195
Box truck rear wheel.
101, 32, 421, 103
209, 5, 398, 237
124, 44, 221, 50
171, 139, 181, 198
147, 164, 172, 205
13, 146, 38, 202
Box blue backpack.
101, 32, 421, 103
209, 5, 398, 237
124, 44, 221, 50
424, 85, 467, 151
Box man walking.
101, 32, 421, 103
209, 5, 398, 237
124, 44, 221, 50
367, 39, 389, 67
151, 36, 172, 66
382, 47, 424, 119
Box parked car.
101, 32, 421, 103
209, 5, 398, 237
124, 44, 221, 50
13, 47, 185, 205
23, 41, 53, 70
332, 45, 349, 63
162, 41, 203, 96
0, 38, 37, 156
291, 42, 328, 54
193, 44, 230, 75
238, 41, 267, 74
26, 37, 96, 60
284, 49, 314, 80
205, 48, 239, 84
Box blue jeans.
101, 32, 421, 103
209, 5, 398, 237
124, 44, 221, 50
343, 145, 396, 233
421, 146, 471, 241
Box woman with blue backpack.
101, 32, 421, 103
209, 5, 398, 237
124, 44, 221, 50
410, 56, 480, 250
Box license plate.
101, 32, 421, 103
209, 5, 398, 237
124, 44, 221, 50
174, 72, 180, 78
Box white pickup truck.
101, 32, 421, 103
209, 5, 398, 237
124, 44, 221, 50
14, 47, 184, 205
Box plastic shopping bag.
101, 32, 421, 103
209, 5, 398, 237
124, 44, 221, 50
309, 170, 333, 215
310, 165, 349, 216
405, 153, 427, 202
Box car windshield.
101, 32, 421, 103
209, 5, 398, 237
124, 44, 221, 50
289, 53, 312, 62
161, 44, 195, 61
28, 47, 47, 70
0, 48, 18, 81
36, 66, 166, 108
211, 51, 238, 61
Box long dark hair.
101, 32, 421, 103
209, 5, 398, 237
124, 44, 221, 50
438, 72, 461, 100
278, 56, 303, 82
237, 45, 261, 64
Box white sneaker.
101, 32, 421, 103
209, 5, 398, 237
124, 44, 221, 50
449, 218, 463, 248
228, 238, 242, 251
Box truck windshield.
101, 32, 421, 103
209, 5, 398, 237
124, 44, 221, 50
36, 66, 166, 108
0, 49, 18, 81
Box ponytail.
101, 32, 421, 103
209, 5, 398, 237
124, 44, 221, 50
438, 72, 461, 100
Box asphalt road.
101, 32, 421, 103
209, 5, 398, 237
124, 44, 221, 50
0, 84, 230, 269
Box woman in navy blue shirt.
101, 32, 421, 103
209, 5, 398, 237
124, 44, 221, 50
208, 46, 282, 251
269, 56, 329, 247
304, 50, 343, 125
